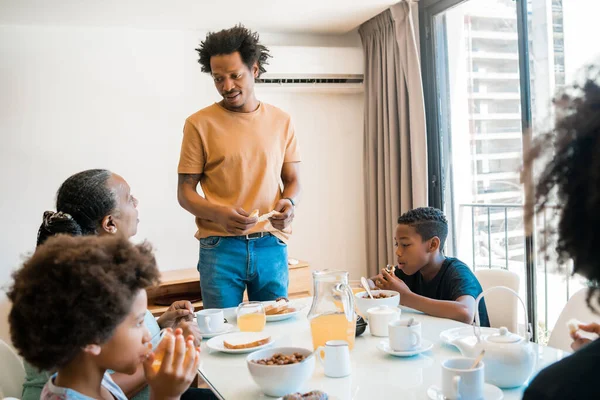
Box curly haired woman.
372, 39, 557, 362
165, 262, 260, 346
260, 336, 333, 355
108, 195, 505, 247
523, 68, 600, 399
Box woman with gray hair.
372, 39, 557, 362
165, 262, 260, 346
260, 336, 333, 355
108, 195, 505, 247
24, 169, 214, 400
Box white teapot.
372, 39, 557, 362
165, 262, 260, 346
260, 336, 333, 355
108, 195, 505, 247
452, 286, 536, 389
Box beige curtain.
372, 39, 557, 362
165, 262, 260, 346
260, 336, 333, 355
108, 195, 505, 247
359, 1, 428, 277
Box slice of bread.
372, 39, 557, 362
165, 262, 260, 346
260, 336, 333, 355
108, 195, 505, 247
223, 336, 271, 350
567, 318, 581, 335
258, 210, 276, 222
265, 299, 288, 315
278, 307, 297, 315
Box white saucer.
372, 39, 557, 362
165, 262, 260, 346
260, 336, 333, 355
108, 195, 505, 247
198, 323, 236, 339
206, 332, 274, 354
427, 383, 503, 400
439, 326, 499, 347
377, 338, 434, 357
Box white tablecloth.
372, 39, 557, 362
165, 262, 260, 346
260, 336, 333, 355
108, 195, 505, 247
198, 298, 567, 399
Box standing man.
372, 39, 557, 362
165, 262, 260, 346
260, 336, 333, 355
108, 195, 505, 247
177, 25, 301, 309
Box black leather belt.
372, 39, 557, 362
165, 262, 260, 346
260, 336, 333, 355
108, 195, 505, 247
243, 232, 270, 240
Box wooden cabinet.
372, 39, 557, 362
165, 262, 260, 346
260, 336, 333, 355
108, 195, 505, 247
147, 260, 312, 317
288, 262, 312, 298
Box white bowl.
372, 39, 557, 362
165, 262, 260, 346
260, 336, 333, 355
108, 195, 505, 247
247, 347, 315, 397
354, 290, 400, 316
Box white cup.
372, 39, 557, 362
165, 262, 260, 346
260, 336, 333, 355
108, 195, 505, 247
388, 318, 421, 351
367, 306, 401, 337
196, 309, 224, 333
316, 340, 351, 378
441, 358, 485, 400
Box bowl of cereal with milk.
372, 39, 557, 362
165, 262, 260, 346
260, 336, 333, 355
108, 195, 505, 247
354, 289, 400, 316
247, 347, 315, 397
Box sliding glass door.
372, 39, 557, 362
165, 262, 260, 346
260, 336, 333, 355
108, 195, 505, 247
421, 0, 594, 342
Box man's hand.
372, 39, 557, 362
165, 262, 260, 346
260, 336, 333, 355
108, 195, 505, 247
269, 199, 294, 231
157, 301, 194, 329
570, 322, 600, 351
374, 269, 412, 297
176, 319, 203, 347
215, 207, 258, 235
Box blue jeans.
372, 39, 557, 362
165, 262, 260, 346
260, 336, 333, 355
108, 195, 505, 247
197, 234, 289, 309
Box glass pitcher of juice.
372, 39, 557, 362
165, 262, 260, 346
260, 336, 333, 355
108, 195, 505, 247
307, 270, 356, 350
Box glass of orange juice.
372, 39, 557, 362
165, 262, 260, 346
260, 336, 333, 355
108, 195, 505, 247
236, 301, 266, 332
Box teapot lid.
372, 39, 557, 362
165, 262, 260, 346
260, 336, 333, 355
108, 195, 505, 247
486, 327, 521, 344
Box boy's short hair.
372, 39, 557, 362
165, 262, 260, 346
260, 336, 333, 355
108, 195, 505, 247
7, 235, 160, 371
397, 207, 449, 251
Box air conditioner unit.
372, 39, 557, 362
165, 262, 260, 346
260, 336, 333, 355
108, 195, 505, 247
256, 46, 364, 93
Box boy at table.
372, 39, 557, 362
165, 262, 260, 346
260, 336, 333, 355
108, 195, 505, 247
372, 207, 490, 326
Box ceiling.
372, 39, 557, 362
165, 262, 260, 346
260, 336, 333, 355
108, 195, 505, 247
0, 0, 398, 34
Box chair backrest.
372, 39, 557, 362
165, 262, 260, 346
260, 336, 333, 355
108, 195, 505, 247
474, 268, 520, 333
548, 288, 600, 352
0, 339, 26, 398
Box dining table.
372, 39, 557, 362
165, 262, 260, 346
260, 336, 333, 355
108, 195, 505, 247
197, 297, 568, 400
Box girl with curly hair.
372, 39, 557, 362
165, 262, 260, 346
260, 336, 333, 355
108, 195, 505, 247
8, 235, 200, 400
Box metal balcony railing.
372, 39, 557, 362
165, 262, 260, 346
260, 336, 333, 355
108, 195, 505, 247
458, 203, 580, 343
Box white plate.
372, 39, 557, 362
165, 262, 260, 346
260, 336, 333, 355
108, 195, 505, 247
377, 338, 434, 357
439, 326, 499, 347
199, 323, 237, 339
427, 383, 503, 400
206, 332, 274, 354
264, 302, 306, 322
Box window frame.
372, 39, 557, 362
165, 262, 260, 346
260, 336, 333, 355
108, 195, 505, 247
419, 0, 538, 340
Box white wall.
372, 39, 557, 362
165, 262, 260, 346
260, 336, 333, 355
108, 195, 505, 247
0, 25, 366, 344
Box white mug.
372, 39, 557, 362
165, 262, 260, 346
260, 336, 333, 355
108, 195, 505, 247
316, 340, 351, 378
388, 318, 421, 351
367, 306, 401, 337
442, 358, 485, 400
196, 309, 224, 333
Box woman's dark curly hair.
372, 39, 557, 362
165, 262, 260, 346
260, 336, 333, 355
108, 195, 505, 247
7, 234, 160, 371
525, 66, 600, 310
195, 24, 271, 77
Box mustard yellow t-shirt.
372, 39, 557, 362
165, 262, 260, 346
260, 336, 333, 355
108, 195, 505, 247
178, 102, 301, 241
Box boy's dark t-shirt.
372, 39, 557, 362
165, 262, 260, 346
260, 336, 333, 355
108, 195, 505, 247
522, 338, 600, 399
394, 257, 490, 327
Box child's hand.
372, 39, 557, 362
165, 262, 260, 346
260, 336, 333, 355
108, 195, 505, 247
176, 319, 203, 347
570, 322, 600, 352
375, 269, 411, 296
143, 328, 200, 400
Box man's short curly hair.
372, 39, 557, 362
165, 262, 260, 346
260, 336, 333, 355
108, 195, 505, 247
195, 24, 270, 77
397, 207, 449, 252
526, 66, 600, 310
7, 234, 160, 371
